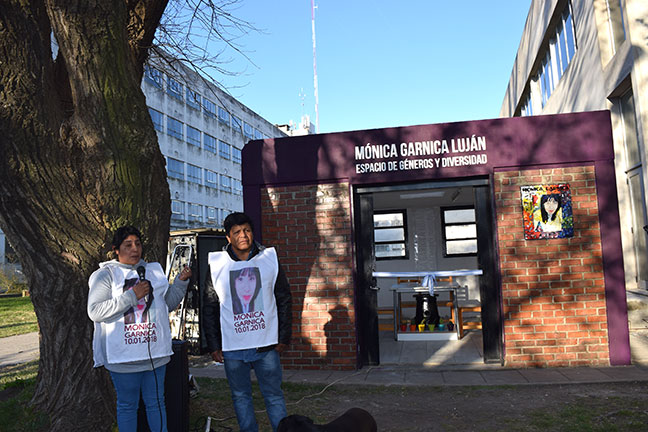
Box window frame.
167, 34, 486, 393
167, 116, 184, 141
204, 133, 217, 153
167, 158, 184, 180
441, 205, 478, 257
148, 108, 164, 132
219, 140, 231, 160
186, 125, 201, 147
166, 76, 183, 100
187, 163, 202, 184
218, 107, 230, 126
373, 209, 408, 261
186, 87, 201, 110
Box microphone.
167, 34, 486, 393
136, 265, 153, 311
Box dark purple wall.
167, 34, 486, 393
242, 110, 629, 365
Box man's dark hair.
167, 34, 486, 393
224, 212, 254, 235
111, 225, 143, 250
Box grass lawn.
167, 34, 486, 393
0, 296, 38, 338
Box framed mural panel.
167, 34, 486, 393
521, 184, 574, 240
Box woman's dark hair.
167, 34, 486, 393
229, 267, 262, 314
540, 194, 562, 223
111, 225, 143, 250
224, 212, 254, 235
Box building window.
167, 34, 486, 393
614, 88, 648, 283
373, 210, 407, 260
232, 115, 242, 133
233, 179, 243, 195
218, 107, 230, 126
167, 76, 183, 100
254, 129, 264, 140
144, 65, 163, 89
186, 87, 201, 110
206, 206, 218, 224
219, 140, 231, 160
203, 98, 217, 118
171, 200, 184, 220
187, 164, 202, 184
441, 207, 477, 256
148, 108, 164, 132
220, 175, 232, 193
188, 203, 202, 222
205, 169, 218, 188
243, 122, 254, 139
605, 0, 626, 55
232, 147, 242, 164
538, 3, 577, 108
167, 158, 184, 180
204, 133, 217, 153
167, 117, 183, 141
520, 91, 533, 117
187, 126, 201, 147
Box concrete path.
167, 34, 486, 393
3, 328, 648, 388
190, 359, 648, 387
0, 331, 39, 368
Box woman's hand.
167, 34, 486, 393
132, 280, 151, 300
179, 265, 193, 281
211, 350, 224, 363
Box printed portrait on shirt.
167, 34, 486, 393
122, 276, 149, 324
229, 267, 263, 315
521, 184, 574, 240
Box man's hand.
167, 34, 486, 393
211, 350, 224, 363
275, 343, 288, 353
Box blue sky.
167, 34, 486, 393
213, 1, 532, 134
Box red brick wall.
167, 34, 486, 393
495, 166, 610, 367
260, 182, 357, 370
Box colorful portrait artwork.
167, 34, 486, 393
229, 267, 263, 315
521, 184, 574, 240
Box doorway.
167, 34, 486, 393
353, 179, 503, 367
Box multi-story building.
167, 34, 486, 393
500, 0, 648, 290
142, 57, 287, 230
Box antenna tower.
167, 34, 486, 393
311, 0, 320, 133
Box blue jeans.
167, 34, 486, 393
223, 349, 287, 432
109, 365, 167, 432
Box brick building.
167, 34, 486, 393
241, 110, 629, 370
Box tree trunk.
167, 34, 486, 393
0, 1, 169, 430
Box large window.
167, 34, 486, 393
188, 203, 202, 222
187, 164, 202, 184
167, 76, 183, 100
144, 65, 163, 89
206, 206, 218, 224
203, 98, 217, 118
148, 108, 164, 132
219, 140, 231, 160
186, 87, 201, 110
233, 179, 243, 196
167, 158, 184, 180
167, 117, 183, 141
373, 210, 407, 259
243, 122, 254, 139
254, 128, 264, 140
171, 200, 184, 220
220, 174, 231, 193
615, 88, 648, 284
218, 107, 230, 126
539, 3, 576, 108
232, 147, 242, 164
605, 0, 626, 55
204, 134, 217, 153
187, 125, 201, 147
205, 169, 218, 188
232, 115, 242, 133
441, 207, 477, 256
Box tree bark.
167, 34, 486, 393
0, 0, 169, 429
